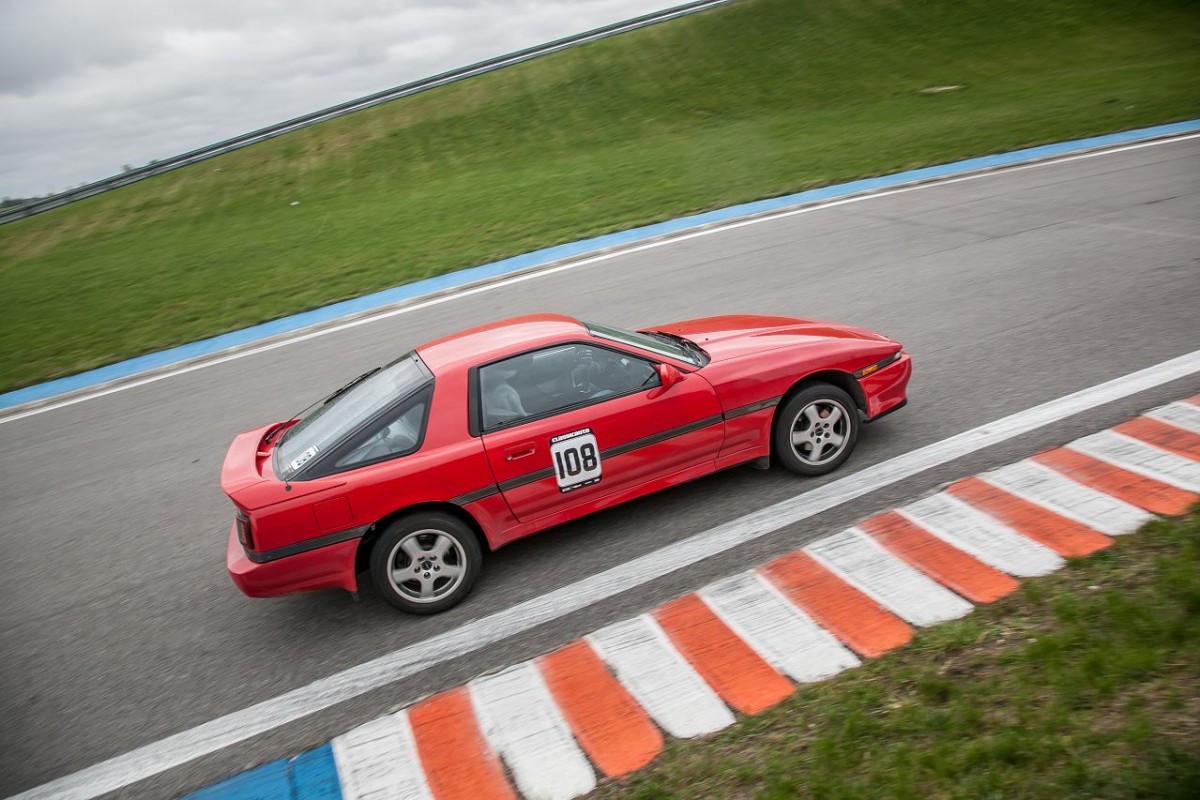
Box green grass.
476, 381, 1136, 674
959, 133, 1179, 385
2, 0, 1199, 391
589, 509, 1200, 799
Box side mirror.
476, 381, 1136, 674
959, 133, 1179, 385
654, 362, 683, 391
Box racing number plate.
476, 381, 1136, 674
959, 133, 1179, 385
550, 427, 601, 493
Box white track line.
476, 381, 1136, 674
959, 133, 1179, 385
1146, 402, 1200, 434
700, 572, 860, 682
805, 528, 973, 626
3, 132, 1197, 427
587, 616, 734, 738
1068, 430, 1200, 492
899, 494, 1064, 577
12, 350, 1200, 800
331, 713, 433, 800
469, 663, 595, 800
982, 460, 1151, 535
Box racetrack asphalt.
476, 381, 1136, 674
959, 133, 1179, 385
1, 135, 1198, 798
192, 395, 1200, 800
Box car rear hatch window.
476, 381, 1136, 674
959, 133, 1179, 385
275, 353, 430, 480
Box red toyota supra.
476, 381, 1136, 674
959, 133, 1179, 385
222, 314, 910, 613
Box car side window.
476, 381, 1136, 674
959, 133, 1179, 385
334, 397, 428, 469
480, 343, 659, 430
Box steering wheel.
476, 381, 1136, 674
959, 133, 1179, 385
571, 349, 599, 394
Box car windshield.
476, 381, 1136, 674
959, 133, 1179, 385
275, 353, 429, 479
584, 320, 705, 366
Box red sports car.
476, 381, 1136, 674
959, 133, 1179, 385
222, 314, 910, 613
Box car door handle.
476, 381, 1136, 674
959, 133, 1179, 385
505, 446, 537, 461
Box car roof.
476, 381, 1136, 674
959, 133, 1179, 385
416, 313, 591, 374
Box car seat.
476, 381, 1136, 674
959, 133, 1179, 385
483, 366, 527, 428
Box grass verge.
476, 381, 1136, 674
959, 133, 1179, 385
589, 509, 1200, 799
2, 0, 1199, 392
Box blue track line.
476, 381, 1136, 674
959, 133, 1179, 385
4, 119, 1198, 413
183, 744, 341, 800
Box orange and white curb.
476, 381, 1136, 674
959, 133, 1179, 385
225, 396, 1200, 800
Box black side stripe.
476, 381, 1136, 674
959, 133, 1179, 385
722, 396, 781, 420
248, 401, 772, 560
245, 524, 371, 564
601, 414, 723, 459
450, 485, 501, 505
498, 466, 556, 493
452, 411, 731, 503
451, 396, 780, 505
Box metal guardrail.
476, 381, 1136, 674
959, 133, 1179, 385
0, 0, 732, 226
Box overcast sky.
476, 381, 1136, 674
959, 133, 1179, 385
0, 0, 681, 199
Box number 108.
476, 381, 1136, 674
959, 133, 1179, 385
555, 442, 598, 478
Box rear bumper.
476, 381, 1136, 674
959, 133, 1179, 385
226, 522, 360, 597
860, 352, 912, 420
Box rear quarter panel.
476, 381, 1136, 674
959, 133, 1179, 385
335, 366, 496, 532
244, 366, 500, 560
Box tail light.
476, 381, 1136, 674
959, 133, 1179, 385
236, 512, 254, 549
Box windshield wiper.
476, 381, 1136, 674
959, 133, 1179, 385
646, 330, 705, 362
323, 367, 380, 405
643, 330, 691, 350
262, 421, 287, 445
275, 367, 381, 449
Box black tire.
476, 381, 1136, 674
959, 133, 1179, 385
773, 383, 860, 476
369, 511, 482, 614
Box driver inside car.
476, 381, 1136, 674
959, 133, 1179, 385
482, 364, 527, 427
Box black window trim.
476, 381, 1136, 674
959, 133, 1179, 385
468, 339, 667, 437
287, 357, 435, 481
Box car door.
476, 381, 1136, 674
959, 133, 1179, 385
477, 341, 724, 522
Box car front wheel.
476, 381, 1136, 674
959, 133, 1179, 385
370, 511, 481, 614
773, 383, 860, 476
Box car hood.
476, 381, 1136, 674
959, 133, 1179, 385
647, 315, 894, 362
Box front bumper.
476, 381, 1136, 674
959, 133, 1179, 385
860, 352, 912, 420
226, 522, 360, 597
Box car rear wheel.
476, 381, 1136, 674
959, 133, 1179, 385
773, 383, 859, 476
370, 512, 481, 614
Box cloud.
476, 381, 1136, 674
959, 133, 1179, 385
0, 0, 679, 198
